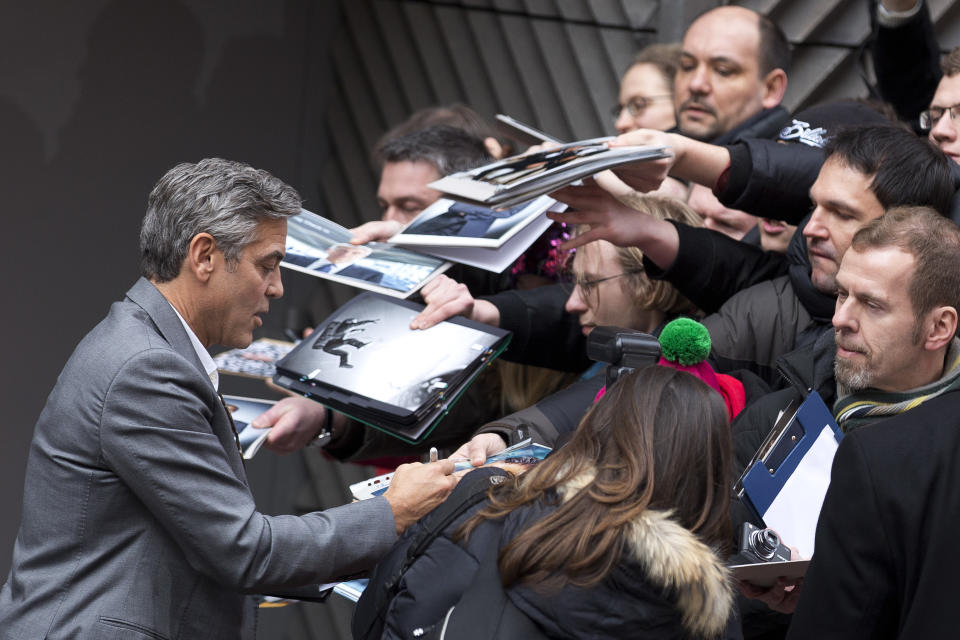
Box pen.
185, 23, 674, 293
429, 447, 438, 463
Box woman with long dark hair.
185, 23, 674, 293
357, 365, 735, 639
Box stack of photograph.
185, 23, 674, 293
273, 292, 511, 443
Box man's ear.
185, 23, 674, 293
185, 233, 217, 282
760, 69, 788, 109
923, 306, 958, 351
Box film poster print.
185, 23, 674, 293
299, 296, 500, 412
282, 209, 449, 297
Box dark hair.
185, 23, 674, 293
757, 12, 791, 76
375, 124, 492, 177
630, 42, 682, 88
139, 158, 301, 282
942, 47, 960, 76
459, 366, 731, 590
851, 206, 960, 342
374, 105, 505, 164
824, 124, 955, 217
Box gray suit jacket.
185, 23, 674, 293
0, 278, 397, 639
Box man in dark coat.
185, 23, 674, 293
732, 208, 960, 638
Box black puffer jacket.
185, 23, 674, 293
649, 219, 833, 384
360, 468, 736, 640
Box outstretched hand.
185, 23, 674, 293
607, 128, 677, 193
349, 219, 403, 245
250, 396, 328, 454
410, 275, 501, 330
449, 433, 509, 469
548, 179, 665, 252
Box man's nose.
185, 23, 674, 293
687, 65, 710, 96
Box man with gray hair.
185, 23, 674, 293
0, 158, 456, 639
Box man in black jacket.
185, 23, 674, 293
410, 5, 794, 369
733, 207, 960, 639
553, 124, 954, 383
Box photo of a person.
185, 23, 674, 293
403, 201, 522, 238
282, 210, 449, 297
311, 244, 384, 284
312, 317, 378, 368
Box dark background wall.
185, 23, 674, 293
3, 0, 959, 638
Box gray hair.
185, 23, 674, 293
139, 158, 302, 282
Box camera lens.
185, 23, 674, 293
750, 528, 781, 560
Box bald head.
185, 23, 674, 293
675, 6, 789, 140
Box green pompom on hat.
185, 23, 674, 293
658, 317, 711, 366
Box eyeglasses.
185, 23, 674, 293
919, 104, 960, 132
560, 268, 645, 300
611, 95, 673, 120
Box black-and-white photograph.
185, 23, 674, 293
276, 293, 506, 414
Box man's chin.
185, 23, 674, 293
809, 269, 838, 296
678, 114, 719, 141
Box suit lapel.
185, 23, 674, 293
125, 277, 248, 481
125, 277, 208, 377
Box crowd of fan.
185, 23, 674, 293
283, 1, 960, 637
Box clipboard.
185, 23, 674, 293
734, 391, 843, 558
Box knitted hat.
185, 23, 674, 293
656, 318, 745, 420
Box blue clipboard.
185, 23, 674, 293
737, 391, 843, 520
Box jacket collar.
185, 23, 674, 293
710, 105, 791, 146
124, 277, 208, 381
557, 471, 733, 638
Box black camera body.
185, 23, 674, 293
730, 522, 791, 565
585, 326, 661, 388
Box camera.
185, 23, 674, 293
730, 522, 791, 565
585, 326, 661, 389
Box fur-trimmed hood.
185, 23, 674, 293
503, 469, 733, 639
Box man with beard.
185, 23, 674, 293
675, 5, 790, 242
740, 208, 960, 639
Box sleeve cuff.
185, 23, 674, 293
877, 0, 922, 27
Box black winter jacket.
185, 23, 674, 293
360, 468, 736, 640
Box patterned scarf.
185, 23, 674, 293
834, 338, 960, 432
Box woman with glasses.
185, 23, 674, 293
448, 196, 758, 467
614, 43, 681, 134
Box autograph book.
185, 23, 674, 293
273, 292, 511, 443
429, 138, 669, 209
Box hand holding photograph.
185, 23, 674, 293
428, 137, 669, 209
282, 209, 451, 298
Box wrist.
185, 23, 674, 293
471, 300, 501, 327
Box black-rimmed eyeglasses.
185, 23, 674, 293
920, 104, 960, 132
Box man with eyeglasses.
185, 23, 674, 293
921, 48, 960, 164
612, 43, 680, 135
